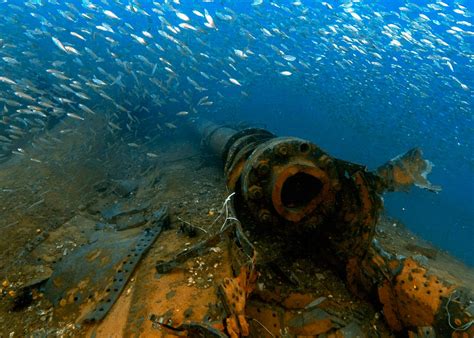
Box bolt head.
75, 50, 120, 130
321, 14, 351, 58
257, 162, 270, 177
258, 209, 272, 223
276, 144, 288, 156
248, 185, 263, 200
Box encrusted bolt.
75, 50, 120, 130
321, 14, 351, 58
318, 155, 332, 168
258, 209, 272, 223
257, 162, 270, 177
248, 185, 263, 200
276, 144, 288, 156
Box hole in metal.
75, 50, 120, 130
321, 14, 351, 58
299, 143, 310, 153
281, 172, 322, 209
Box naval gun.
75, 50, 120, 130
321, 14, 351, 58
191, 119, 473, 336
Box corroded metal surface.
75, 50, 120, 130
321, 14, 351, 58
376, 147, 442, 193
154, 204, 258, 338
43, 207, 169, 323
192, 119, 473, 336
7, 122, 470, 337
348, 242, 474, 336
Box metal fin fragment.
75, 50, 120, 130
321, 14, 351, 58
376, 148, 442, 193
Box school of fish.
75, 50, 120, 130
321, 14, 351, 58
0, 0, 472, 165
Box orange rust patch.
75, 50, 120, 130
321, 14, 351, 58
394, 258, 453, 326
282, 292, 314, 310
226, 159, 245, 191
338, 172, 377, 260
221, 266, 257, 336
87, 281, 134, 337
52, 277, 63, 288
222, 277, 247, 314
246, 303, 281, 337
86, 248, 102, 262
378, 280, 403, 332
346, 257, 364, 297
132, 260, 230, 337
378, 258, 455, 331
392, 166, 413, 185
453, 331, 474, 338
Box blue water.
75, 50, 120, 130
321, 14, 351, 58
0, 0, 472, 264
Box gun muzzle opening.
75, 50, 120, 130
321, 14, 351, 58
272, 164, 329, 222
281, 172, 322, 208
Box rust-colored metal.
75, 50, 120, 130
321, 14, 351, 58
192, 119, 473, 336
347, 241, 474, 336
219, 266, 257, 338
376, 148, 442, 193
241, 137, 337, 225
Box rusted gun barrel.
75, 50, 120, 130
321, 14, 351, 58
190, 119, 473, 336
192, 119, 437, 261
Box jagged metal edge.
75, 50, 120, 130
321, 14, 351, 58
83, 214, 166, 322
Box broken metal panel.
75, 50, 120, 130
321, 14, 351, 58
100, 200, 150, 222
43, 207, 168, 323
219, 267, 254, 338
245, 288, 380, 337
376, 147, 442, 193
84, 208, 168, 322
156, 233, 223, 274
219, 223, 258, 338
348, 242, 474, 336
